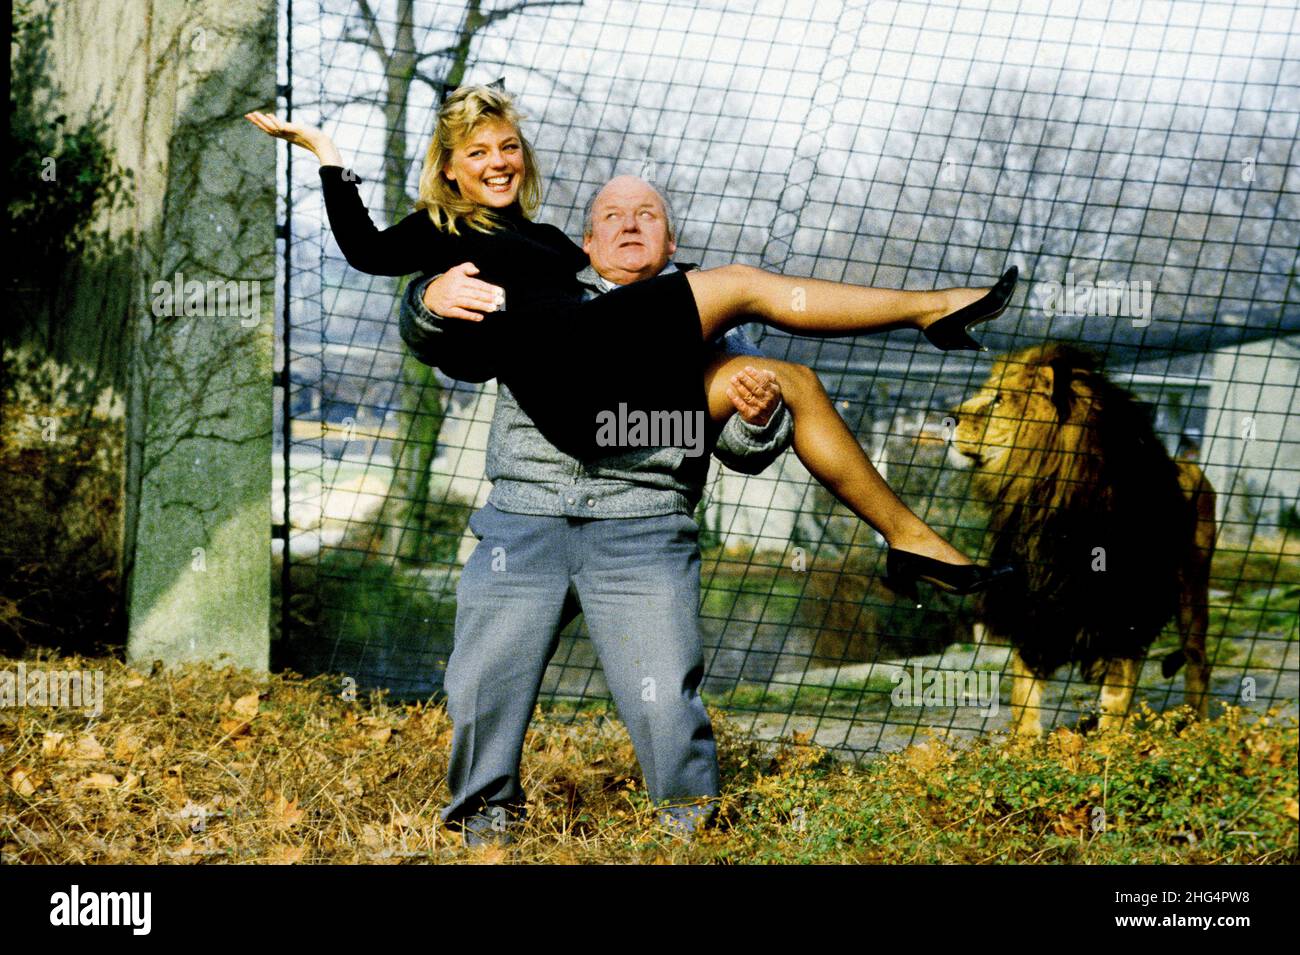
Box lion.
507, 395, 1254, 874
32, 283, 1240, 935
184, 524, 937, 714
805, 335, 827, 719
948, 343, 1214, 736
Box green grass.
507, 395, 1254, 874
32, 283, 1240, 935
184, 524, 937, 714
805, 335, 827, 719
697, 702, 1298, 864
707, 674, 899, 716
537, 697, 617, 717
1209, 584, 1300, 642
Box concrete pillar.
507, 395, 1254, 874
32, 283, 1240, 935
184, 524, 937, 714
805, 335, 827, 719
45, 0, 277, 670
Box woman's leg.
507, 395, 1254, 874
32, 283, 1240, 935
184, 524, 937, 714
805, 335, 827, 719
493, 267, 989, 459
705, 354, 972, 565
687, 264, 991, 342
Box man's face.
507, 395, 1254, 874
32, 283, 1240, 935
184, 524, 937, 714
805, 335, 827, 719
583, 176, 676, 285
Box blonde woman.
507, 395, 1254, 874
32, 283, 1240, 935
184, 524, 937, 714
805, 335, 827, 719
246, 86, 1019, 596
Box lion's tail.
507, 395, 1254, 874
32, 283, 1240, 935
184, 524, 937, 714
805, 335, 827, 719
1161, 648, 1187, 678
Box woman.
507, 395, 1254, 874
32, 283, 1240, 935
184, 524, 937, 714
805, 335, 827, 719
246, 85, 1018, 597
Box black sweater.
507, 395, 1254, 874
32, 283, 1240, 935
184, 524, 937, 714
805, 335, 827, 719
318, 164, 589, 296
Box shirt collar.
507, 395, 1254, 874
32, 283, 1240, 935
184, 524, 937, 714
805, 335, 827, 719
578, 260, 680, 292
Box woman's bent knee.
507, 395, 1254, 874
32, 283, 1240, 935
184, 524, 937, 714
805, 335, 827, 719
786, 361, 824, 395
746, 358, 822, 400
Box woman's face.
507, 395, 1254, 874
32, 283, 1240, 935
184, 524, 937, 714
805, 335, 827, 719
443, 119, 526, 208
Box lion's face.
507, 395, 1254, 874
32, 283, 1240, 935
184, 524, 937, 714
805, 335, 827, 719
948, 349, 1080, 482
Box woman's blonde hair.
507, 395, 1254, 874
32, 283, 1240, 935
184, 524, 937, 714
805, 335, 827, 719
415, 84, 542, 235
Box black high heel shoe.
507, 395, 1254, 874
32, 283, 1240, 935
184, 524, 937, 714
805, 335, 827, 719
923, 265, 1019, 352
881, 548, 1018, 608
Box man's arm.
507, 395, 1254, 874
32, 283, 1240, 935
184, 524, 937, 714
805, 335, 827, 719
397, 265, 504, 382
713, 397, 793, 474
398, 273, 444, 367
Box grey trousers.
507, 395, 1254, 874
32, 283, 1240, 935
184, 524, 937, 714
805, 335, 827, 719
439, 503, 719, 825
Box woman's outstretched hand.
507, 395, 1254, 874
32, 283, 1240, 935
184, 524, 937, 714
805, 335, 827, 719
421, 262, 506, 322
244, 111, 343, 167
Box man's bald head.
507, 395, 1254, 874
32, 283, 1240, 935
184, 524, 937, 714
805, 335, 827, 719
582, 176, 678, 285
583, 175, 677, 243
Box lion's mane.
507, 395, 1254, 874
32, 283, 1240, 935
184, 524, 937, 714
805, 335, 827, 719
963, 343, 1195, 680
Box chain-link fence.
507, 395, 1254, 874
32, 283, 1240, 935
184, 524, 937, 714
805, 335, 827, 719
270, 0, 1299, 762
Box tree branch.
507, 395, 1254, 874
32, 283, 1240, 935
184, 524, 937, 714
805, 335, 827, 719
350, 0, 390, 61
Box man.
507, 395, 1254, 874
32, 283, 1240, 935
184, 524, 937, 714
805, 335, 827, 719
398, 175, 792, 845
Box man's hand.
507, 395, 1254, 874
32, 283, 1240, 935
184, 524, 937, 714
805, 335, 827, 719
727, 366, 782, 426
421, 262, 505, 321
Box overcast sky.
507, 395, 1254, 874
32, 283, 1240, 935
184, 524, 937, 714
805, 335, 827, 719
286, 0, 1298, 369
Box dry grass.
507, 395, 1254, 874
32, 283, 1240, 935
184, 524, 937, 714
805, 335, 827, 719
2, 653, 1295, 864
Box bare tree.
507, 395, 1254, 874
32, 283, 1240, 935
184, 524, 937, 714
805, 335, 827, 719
331, 0, 580, 564
910, 61, 1297, 347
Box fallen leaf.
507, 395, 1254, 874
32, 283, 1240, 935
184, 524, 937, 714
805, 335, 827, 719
360, 823, 386, 850
113, 729, 146, 760
1051, 804, 1090, 837
9, 767, 42, 797
80, 772, 119, 790
268, 844, 306, 864
269, 793, 305, 828
1284, 798, 1298, 821
1051, 727, 1084, 757
232, 691, 261, 721
41, 732, 67, 757
219, 717, 252, 737
72, 735, 105, 761
161, 765, 187, 806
